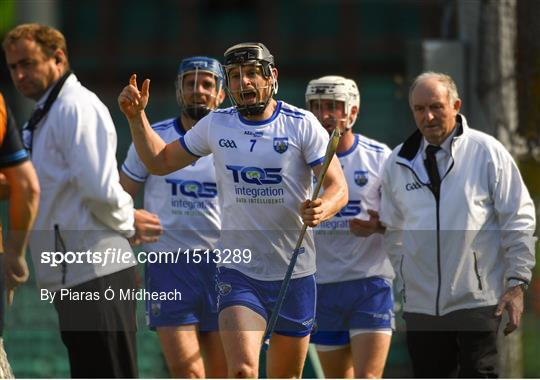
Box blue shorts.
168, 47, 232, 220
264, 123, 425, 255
310, 277, 394, 346
145, 257, 218, 331
215, 267, 316, 337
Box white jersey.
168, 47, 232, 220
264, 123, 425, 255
122, 117, 220, 252
314, 134, 394, 284
181, 101, 329, 280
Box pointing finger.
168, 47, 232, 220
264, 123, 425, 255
130, 74, 137, 88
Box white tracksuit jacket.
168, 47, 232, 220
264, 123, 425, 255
27, 74, 136, 291
380, 115, 536, 316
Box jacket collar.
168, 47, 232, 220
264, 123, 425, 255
397, 114, 466, 161
35, 72, 76, 108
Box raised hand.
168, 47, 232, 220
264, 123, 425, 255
118, 74, 151, 119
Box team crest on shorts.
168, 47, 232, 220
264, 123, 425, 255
273, 137, 288, 154
217, 282, 232, 296
354, 170, 369, 187
151, 302, 161, 317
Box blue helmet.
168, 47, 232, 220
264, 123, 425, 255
176, 56, 224, 120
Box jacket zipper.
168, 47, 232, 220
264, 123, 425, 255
54, 224, 68, 285
434, 194, 441, 316
473, 251, 483, 290
400, 255, 407, 303
397, 161, 454, 316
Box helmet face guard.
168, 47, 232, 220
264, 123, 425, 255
176, 57, 224, 121
305, 76, 360, 130
223, 43, 278, 117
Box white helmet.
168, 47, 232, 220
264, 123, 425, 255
305, 75, 360, 129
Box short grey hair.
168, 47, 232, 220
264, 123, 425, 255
409, 71, 460, 106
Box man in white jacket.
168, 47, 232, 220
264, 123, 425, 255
380, 71, 536, 377
3, 23, 161, 378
